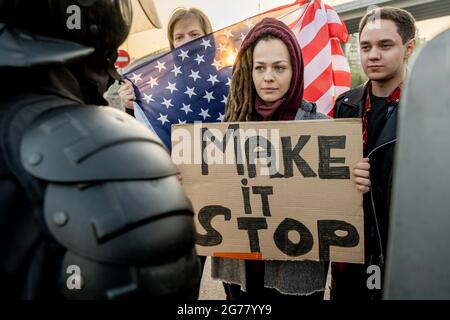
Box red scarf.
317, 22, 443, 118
255, 97, 286, 121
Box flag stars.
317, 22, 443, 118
217, 113, 225, 122
130, 73, 142, 84
146, 76, 159, 88
181, 103, 193, 115
155, 60, 166, 72
223, 29, 234, 39
211, 59, 223, 71
199, 108, 211, 120
217, 43, 227, 54
157, 113, 169, 125
171, 65, 182, 77
207, 74, 220, 86
221, 95, 228, 105
165, 81, 178, 94
245, 20, 255, 29
189, 70, 202, 82
226, 77, 232, 86
200, 39, 212, 50
178, 49, 189, 61
184, 86, 197, 99
161, 98, 174, 109
178, 119, 187, 124
203, 91, 215, 103
194, 54, 205, 65
143, 93, 155, 104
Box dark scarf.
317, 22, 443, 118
239, 17, 305, 121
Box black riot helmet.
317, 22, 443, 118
0, 0, 132, 59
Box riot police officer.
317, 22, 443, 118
0, 0, 201, 299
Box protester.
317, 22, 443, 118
118, 7, 213, 112
331, 7, 417, 300
212, 17, 370, 300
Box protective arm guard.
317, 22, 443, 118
21, 106, 201, 299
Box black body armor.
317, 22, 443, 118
0, 0, 201, 300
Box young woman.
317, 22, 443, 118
118, 7, 212, 109
212, 17, 370, 300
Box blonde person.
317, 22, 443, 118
212, 17, 370, 300
118, 7, 212, 111
117, 8, 214, 299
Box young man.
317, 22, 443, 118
331, 7, 417, 300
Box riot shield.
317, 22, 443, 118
384, 28, 450, 299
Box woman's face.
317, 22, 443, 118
172, 16, 205, 48
252, 38, 292, 106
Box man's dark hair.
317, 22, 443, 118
359, 7, 417, 44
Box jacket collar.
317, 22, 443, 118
342, 81, 370, 109
38, 67, 85, 104
368, 107, 398, 156
339, 81, 398, 155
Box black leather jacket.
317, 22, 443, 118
331, 83, 398, 300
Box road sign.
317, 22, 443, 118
115, 50, 131, 69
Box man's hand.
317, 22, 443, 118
354, 158, 371, 194
118, 79, 136, 109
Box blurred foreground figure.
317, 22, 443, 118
384, 28, 450, 299
0, 0, 201, 300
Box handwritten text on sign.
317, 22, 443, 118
172, 119, 364, 263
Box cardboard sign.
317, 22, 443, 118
172, 119, 364, 263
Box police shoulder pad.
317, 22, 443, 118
21, 106, 176, 182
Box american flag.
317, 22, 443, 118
288, 0, 351, 116
124, 0, 350, 150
